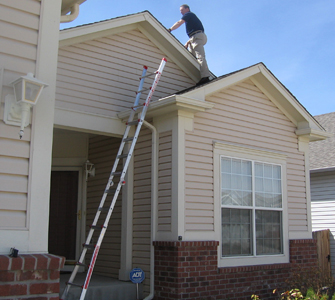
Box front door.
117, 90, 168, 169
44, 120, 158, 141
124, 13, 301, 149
49, 171, 79, 260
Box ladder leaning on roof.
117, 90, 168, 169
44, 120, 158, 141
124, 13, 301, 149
60, 57, 167, 300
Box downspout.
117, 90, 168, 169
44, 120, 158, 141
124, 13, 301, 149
60, 3, 79, 23
142, 120, 158, 300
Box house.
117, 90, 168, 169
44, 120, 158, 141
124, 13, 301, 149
310, 112, 335, 275
0, 2, 331, 300
0, 0, 86, 299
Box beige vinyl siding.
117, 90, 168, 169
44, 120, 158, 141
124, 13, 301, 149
133, 127, 152, 294
158, 131, 172, 231
185, 79, 306, 232
0, 0, 40, 228
56, 29, 194, 117
86, 135, 122, 278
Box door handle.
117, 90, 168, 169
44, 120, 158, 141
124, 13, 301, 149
77, 210, 81, 221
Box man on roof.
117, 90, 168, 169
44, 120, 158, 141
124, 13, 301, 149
168, 4, 211, 86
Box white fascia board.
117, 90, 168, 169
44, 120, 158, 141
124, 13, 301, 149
182, 64, 262, 101
295, 127, 332, 142
59, 13, 147, 47
256, 64, 325, 132
54, 107, 125, 136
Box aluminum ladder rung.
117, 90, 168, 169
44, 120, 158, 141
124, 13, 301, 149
61, 58, 167, 300
136, 87, 151, 94
90, 225, 105, 230
139, 71, 157, 79
132, 104, 144, 110
123, 137, 134, 143
104, 188, 116, 194
67, 282, 83, 288
83, 244, 96, 250
98, 207, 109, 212
75, 262, 87, 267
126, 120, 139, 126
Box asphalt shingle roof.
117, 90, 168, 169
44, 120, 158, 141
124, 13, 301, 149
309, 112, 335, 170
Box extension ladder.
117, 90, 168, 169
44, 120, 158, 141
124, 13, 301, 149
61, 57, 167, 300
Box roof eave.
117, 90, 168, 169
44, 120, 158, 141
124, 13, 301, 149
118, 94, 214, 121
179, 63, 328, 140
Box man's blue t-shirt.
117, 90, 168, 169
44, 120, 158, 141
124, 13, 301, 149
181, 12, 204, 37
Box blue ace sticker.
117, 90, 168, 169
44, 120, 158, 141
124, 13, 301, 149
129, 268, 145, 284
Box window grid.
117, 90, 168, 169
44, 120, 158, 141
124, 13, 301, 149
221, 157, 283, 258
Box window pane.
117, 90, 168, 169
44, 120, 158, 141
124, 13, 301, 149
222, 189, 232, 205
221, 157, 283, 258
232, 159, 241, 174
232, 175, 242, 190
221, 208, 252, 257
255, 163, 263, 177
264, 164, 272, 178
242, 160, 251, 175
243, 191, 252, 206
273, 165, 281, 179
256, 210, 282, 255
222, 173, 231, 189
221, 158, 251, 207
255, 192, 264, 207
255, 163, 282, 208
231, 190, 242, 206
255, 178, 263, 192
221, 158, 231, 173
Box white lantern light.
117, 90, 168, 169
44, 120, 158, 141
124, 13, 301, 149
4, 73, 48, 139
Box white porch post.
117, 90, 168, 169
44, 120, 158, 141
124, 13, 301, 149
27, 0, 62, 252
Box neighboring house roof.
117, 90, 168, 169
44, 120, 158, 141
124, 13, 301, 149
310, 112, 335, 171
59, 11, 210, 82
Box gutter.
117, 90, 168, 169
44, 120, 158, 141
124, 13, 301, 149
142, 120, 158, 300
60, 3, 80, 23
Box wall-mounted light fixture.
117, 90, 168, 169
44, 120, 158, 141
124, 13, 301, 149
3, 73, 48, 139
85, 160, 95, 181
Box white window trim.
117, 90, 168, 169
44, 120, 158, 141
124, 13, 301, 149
213, 141, 289, 268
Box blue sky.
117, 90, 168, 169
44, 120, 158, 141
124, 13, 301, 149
60, 0, 335, 116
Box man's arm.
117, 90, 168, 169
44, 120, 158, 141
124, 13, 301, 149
168, 19, 185, 32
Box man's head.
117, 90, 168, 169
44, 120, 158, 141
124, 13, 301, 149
180, 4, 190, 15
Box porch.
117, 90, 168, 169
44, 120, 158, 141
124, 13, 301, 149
60, 272, 141, 300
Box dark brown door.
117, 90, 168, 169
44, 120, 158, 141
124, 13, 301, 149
49, 171, 79, 260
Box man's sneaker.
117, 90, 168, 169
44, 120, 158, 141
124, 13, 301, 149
196, 77, 210, 86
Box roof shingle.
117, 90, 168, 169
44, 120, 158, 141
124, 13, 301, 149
310, 112, 335, 170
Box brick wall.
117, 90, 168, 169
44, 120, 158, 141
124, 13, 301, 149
154, 239, 318, 300
0, 254, 65, 300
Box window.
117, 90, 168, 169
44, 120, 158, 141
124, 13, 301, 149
221, 157, 283, 258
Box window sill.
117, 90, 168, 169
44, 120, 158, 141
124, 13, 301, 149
219, 253, 289, 268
